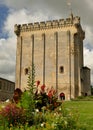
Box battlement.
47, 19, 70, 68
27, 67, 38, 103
14, 15, 80, 35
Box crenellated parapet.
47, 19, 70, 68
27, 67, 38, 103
14, 15, 81, 36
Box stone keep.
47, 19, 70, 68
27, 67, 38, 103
14, 14, 91, 100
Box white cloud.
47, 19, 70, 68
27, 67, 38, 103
84, 47, 93, 84
84, 48, 93, 68
0, 8, 50, 82
0, 0, 38, 9
0, 37, 16, 81
85, 0, 93, 10
4, 9, 51, 36
84, 26, 93, 48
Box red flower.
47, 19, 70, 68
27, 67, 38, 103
36, 80, 40, 87
48, 90, 53, 98
41, 84, 46, 91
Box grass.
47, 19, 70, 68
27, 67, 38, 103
0, 100, 93, 129
64, 101, 93, 130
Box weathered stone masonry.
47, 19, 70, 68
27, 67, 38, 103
14, 14, 91, 100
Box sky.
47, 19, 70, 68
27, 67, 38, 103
0, 0, 93, 85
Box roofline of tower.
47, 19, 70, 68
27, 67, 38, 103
14, 15, 81, 36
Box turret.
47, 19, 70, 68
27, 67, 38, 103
14, 15, 81, 35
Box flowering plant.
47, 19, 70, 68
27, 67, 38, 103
34, 81, 60, 110
0, 65, 86, 129
0, 103, 25, 126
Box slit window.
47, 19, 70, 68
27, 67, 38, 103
59, 66, 64, 73
25, 68, 29, 75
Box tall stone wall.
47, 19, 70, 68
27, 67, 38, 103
15, 14, 90, 100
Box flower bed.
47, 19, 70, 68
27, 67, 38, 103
0, 66, 86, 129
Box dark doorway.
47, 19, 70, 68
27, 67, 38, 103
59, 92, 65, 100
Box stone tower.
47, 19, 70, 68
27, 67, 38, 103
14, 14, 91, 100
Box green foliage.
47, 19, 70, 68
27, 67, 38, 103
72, 95, 93, 101
64, 101, 93, 130
53, 106, 79, 130
0, 101, 87, 130
21, 64, 36, 125
20, 91, 31, 109
27, 64, 36, 111
35, 92, 49, 110
14, 65, 38, 126
0, 103, 25, 128
0, 64, 88, 129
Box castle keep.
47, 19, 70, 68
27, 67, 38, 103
14, 14, 91, 100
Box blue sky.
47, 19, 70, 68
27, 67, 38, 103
0, 0, 93, 85
0, 5, 9, 38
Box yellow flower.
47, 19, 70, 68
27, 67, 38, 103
10, 124, 13, 127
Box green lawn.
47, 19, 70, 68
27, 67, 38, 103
64, 101, 93, 130
0, 100, 93, 129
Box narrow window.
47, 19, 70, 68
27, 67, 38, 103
59, 66, 64, 73
25, 68, 29, 75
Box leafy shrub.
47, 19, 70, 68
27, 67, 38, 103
0, 103, 25, 127
0, 64, 87, 129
